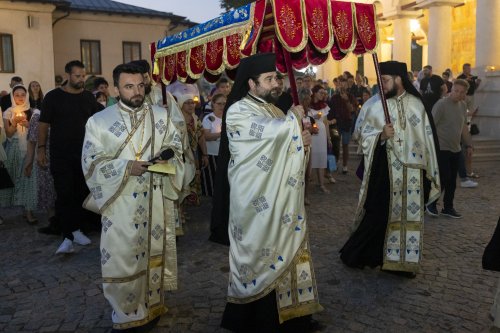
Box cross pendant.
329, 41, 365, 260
135, 153, 141, 161
396, 138, 403, 146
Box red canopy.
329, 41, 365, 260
151, 0, 379, 84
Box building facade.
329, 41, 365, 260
317, 0, 500, 139
0, 0, 193, 94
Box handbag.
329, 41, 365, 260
0, 163, 14, 189
327, 152, 337, 172
482, 217, 500, 272
470, 123, 480, 135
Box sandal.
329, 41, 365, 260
328, 176, 336, 184
319, 185, 330, 194
467, 172, 480, 179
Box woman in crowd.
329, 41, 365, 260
0, 85, 38, 223
28, 81, 43, 110
94, 91, 107, 111
24, 103, 59, 234
309, 84, 332, 193
298, 88, 315, 205
178, 93, 209, 206
201, 93, 225, 196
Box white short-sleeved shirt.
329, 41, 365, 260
202, 112, 222, 156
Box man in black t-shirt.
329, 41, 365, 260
457, 63, 481, 111
420, 65, 447, 111
37, 60, 99, 255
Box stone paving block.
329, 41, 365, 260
0, 315, 12, 323
1, 162, 499, 332
39, 325, 60, 332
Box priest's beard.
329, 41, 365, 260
121, 94, 145, 108
259, 88, 281, 104
384, 86, 398, 99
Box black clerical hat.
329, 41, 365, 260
379, 61, 408, 77
227, 53, 276, 104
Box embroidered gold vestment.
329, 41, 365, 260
226, 95, 323, 323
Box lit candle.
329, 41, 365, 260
318, 111, 323, 117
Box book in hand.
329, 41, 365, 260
147, 163, 176, 174
146, 149, 176, 174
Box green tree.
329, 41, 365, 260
220, 0, 254, 12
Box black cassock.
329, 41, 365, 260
340, 140, 390, 268
340, 137, 432, 269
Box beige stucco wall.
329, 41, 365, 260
0, 2, 55, 94
53, 13, 187, 96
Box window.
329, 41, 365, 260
81, 40, 101, 74
123, 42, 141, 63
0, 34, 14, 73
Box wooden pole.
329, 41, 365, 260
372, 53, 391, 124
281, 47, 299, 106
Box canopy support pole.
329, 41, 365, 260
161, 81, 167, 106
372, 53, 391, 124
281, 48, 299, 106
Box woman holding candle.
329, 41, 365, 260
0, 85, 38, 223
309, 85, 333, 193
201, 93, 225, 196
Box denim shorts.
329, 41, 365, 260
340, 130, 351, 145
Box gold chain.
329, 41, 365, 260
118, 106, 148, 160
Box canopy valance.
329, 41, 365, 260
151, 0, 379, 84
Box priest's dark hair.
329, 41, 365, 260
112, 63, 144, 87
128, 60, 150, 74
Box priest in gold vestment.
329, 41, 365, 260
82, 64, 192, 332
340, 61, 441, 278
217, 53, 323, 333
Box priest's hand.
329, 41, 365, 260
291, 105, 305, 119
381, 124, 394, 141
131, 161, 151, 176
302, 130, 312, 147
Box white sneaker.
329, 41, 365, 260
56, 238, 74, 254
460, 179, 478, 188
72, 229, 91, 245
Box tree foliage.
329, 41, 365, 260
219, 0, 254, 12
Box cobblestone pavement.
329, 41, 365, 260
1, 160, 500, 333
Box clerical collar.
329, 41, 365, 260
118, 100, 145, 114
396, 91, 408, 101
247, 93, 267, 104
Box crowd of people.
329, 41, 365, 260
0, 54, 495, 333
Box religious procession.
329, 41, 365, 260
1, 0, 499, 332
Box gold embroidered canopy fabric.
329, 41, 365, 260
151, 0, 378, 84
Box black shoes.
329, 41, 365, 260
441, 208, 462, 219
110, 316, 161, 333
425, 204, 439, 217
382, 269, 417, 279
